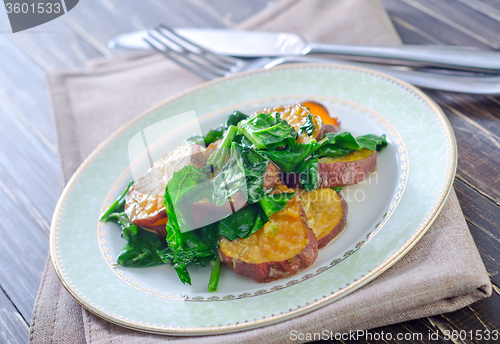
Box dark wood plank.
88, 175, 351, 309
0, 35, 56, 148
388, 15, 445, 45
381, 0, 500, 49
399, 0, 500, 49
479, 0, 500, 12
0, 289, 29, 344
424, 92, 500, 205
0, 179, 49, 321
454, 179, 500, 286
0, 100, 60, 227
454, 0, 500, 24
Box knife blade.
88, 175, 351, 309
109, 28, 500, 72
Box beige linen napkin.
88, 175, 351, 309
29, 0, 491, 343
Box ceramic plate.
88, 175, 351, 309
51, 64, 456, 335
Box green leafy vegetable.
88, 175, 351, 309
224, 110, 248, 129
355, 134, 388, 151
258, 140, 321, 172
331, 186, 343, 193
316, 132, 387, 158
203, 129, 223, 146
237, 113, 297, 149
100, 181, 133, 221
207, 125, 238, 169
218, 204, 267, 241
295, 157, 319, 192
115, 214, 167, 267
233, 143, 270, 204
218, 191, 294, 241
211, 143, 248, 206
100, 183, 167, 268
299, 113, 315, 136
164, 166, 219, 285
207, 259, 221, 292
258, 192, 295, 219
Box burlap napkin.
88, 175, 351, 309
29, 0, 492, 343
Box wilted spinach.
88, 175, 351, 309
100, 181, 167, 267
258, 192, 295, 219
237, 113, 297, 149
258, 140, 321, 172
316, 132, 387, 158
299, 113, 315, 136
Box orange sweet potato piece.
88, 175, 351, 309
219, 184, 318, 282
296, 188, 348, 248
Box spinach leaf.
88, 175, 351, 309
317, 132, 387, 158
100, 182, 167, 268
224, 110, 248, 129
211, 143, 248, 206
234, 133, 254, 148
103, 211, 167, 267
164, 164, 210, 233
237, 113, 297, 149
356, 134, 388, 151
116, 216, 168, 267
164, 165, 218, 285
296, 157, 319, 192
233, 143, 270, 204
218, 204, 267, 241
207, 125, 238, 169
204, 129, 223, 146
258, 140, 321, 172
218, 191, 295, 241
258, 192, 295, 220
100, 181, 133, 221
299, 113, 315, 136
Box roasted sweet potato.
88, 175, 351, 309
124, 142, 206, 238
219, 184, 318, 282
296, 188, 348, 248
302, 101, 340, 129
253, 103, 324, 143
318, 149, 377, 188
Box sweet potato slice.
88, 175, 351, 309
296, 188, 347, 248
219, 184, 318, 282
318, 149, 377, 188
302, 101, 340, 129
125, 142, 206, 238
253, 103, 324, 144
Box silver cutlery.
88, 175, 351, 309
111, 27, 500, 72
143, 25, 500, 95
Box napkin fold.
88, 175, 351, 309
29, 0, 491, 343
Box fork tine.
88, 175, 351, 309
144, 36, 222, 80
149, 30, 234, 76
158, 24, 239, 66
152, 28, 235, 72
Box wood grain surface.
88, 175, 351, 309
0, 0, 499, 343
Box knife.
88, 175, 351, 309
109, 28, 500, 72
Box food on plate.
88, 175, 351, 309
253, 103, 325, 143
318, 149, 378, 188
296, 188, 347, 248
302, 100, 340, 129
100, 101, 387, 292
219, 183, 318, 282
124, 142, 206, 238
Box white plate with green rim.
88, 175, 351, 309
51, 64, 456, 335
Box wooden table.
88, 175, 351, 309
1, 0, 499, 343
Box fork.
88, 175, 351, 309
144, 24, 500, 95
